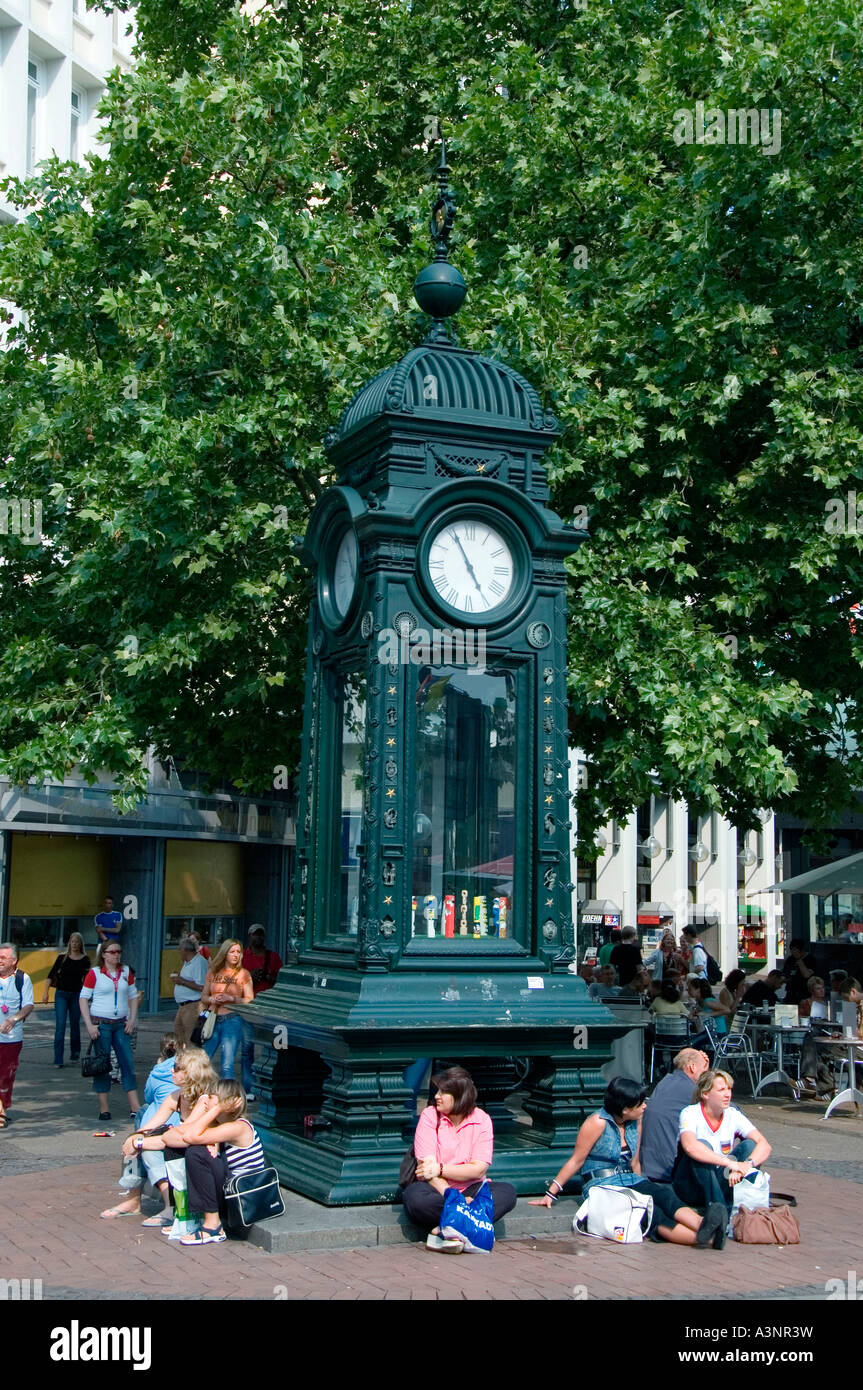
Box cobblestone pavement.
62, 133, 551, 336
2, 1010, 862, 1301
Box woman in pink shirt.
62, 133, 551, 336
402, 1066, 517, 1250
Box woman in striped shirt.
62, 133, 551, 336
132, 1079, 265, 1245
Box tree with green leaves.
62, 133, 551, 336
1, 0, 861, 848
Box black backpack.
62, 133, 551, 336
705, 953, 722, 985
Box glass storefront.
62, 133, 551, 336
411, 665, 515, 941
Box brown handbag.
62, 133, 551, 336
732, 1203, 800, 1245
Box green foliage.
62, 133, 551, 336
1, 0, 862, 845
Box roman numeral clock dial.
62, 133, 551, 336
426, 520, 515, 616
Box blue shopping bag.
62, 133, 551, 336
440, 1181, 495, 1253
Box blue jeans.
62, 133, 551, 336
241, 1020, 256, 1093
53, 990, 82, 1065
92, 1018, 137, 1094
403, 1058, 432, 1118
673, 1138, 757, 1213
204, 1012, 243, 1080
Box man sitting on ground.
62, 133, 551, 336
640, 1048, 710, 1182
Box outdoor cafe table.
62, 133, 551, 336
752, 1022, 808, 1098
816, 1036, 863, 1119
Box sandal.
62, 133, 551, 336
180, 1225, 226, 1245
100, 1205, 139, 1219
141, 1214, 173, 1227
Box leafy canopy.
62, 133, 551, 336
1, 0, 862, 845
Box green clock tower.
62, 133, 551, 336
243, 148, 630, 1204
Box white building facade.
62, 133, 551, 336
570, 755, 783, 977
0, 0, 134, 221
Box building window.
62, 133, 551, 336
70, 88, 82, 163
27, 61, 40, 175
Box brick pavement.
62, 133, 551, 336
1, 1156, 861, 1300
2, 1009, 863, 1301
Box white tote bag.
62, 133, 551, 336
732, 1168, 770, 1213
572, 1183, 653, 1243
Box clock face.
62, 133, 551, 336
427, 519, 515, 615
332, 529, 359, 618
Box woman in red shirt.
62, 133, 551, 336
401, 1066, 516, 1250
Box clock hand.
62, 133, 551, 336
451, 533, 483, 592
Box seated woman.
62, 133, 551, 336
649, 980, 689, 1018
129, 1079, 265, 1246
402, 1066, 517, 1251
674, 1069, 771, 1215
799, 976, 828, 1021
100, 1045, 218, 1223
687, 978, 728, 1052
529, 1076, 727, 1249
717, 969, 747, 1021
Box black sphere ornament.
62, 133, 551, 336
413, 260, 467, 320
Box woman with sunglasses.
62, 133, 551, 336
79, 942, 141, 1124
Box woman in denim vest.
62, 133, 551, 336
530, 1076, 727, 1248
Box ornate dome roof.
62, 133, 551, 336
330, 342, 558, 446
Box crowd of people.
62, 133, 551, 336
404, 1055, 771, 1254
0, 923, 281, 1127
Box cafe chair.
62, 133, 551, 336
649, 1016, 690, 1082
714, 1012, 759, 1094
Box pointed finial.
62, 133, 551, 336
413, 136, 466, 338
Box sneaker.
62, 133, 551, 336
426, 1232, 464, 1253
98, 1112, 112, 1122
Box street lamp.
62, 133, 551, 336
639, 834, 663, 860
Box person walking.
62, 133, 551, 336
170, 938, 208, 1046
79, 943, 141, 1124
201, 940, 254, 1081
609, 926, 643, 986
42, 932, 91, 1067
682, 925, 708, 979
240, 926, 282, 1099
94, 896, 123, 948
0, 942, 35, 1126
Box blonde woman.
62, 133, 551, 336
100, 1045, 218, 1222
130, 1079, 266, 1245
43, 932, 91, 1067
201, 940, 253, 1080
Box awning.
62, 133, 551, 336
759, 850, 863, 896
636, 900, 675, 925
579, 899, 622, 927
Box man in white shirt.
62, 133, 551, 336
0, 942, 35, 1122
674, 1068, 771, 1213
170, 938, 209, 1045
682, 925, 708, 979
